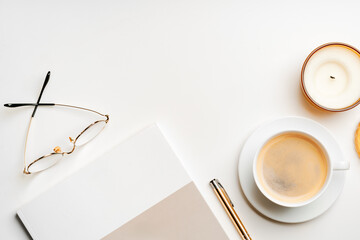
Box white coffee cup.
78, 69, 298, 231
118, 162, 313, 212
253, 130, 349, 208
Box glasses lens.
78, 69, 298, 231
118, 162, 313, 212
27, 153, 63, 173
75, 121, 106, 146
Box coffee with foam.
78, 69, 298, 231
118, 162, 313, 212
256, 132, 328, 204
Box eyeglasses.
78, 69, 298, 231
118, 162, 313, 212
4, 71, 109, 174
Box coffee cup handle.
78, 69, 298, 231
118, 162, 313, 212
333, 160, 350, 170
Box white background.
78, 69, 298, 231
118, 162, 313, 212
1, 0, 360, 239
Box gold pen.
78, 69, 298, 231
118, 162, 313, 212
210, 179, 252, 240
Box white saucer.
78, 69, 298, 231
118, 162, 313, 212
238, 117, 347, 223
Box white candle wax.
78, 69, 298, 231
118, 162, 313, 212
302, 44, 360, 110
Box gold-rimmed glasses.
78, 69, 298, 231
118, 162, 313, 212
4, 71, 109, 174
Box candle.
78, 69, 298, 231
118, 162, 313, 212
301, 43, 360, 111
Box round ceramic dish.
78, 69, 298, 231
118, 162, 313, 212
238, 117, 347, 223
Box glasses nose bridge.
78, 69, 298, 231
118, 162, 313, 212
65, 142, 76, 155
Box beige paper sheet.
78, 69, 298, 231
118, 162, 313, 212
103, 182, 228, 240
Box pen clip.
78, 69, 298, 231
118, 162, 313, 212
214, 179, 234, 207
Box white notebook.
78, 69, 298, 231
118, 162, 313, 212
17, 125, 228, 240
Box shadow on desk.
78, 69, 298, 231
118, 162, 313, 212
16, 214, 33, 240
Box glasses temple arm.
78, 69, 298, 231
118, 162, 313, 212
4, 102, 106, 117
32, 71, 51, 117
55, 104, 107, 117
4, 103, 55, 108
23, 117, 33, 174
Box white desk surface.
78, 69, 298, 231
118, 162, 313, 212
1, 0, 359, 239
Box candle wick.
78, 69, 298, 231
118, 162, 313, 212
330, 76, 335, 79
